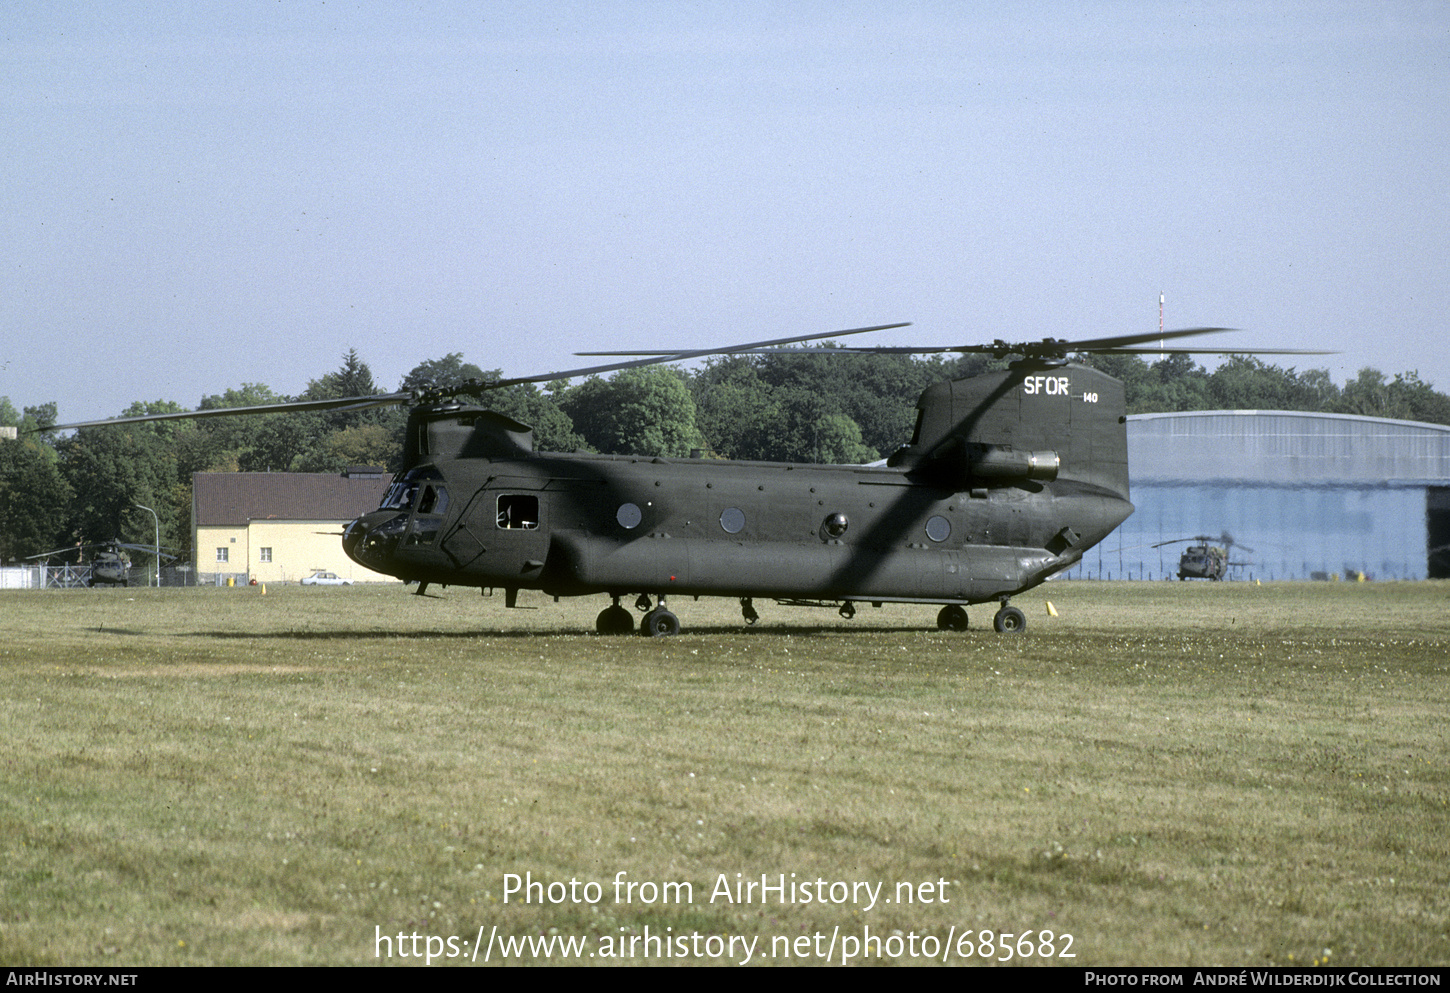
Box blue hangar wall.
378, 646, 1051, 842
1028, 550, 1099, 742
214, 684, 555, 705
1059, 411, 1450, 581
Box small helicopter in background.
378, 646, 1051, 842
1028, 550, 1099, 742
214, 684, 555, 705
1153, 533, 1254, 581
25, 540, 177, 587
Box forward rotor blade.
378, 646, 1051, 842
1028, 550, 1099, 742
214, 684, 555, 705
37, 392, 413, 433
493, 322, 910, 389
36, 322, 910, 431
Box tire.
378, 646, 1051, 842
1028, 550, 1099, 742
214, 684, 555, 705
936, 605, 969, 631
595, 605, 634, 635
993, 605, 1026, 634
641, 608, 680, 637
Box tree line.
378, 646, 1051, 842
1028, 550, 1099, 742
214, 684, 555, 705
3, 347, 1447, 567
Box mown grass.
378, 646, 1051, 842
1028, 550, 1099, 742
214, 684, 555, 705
1, 581, 1446, 966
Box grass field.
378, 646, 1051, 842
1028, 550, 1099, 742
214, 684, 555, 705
2, 580, 1446, 966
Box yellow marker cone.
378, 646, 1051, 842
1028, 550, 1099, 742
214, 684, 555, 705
1046, 601, 1058, 617
261, 583, 266, 595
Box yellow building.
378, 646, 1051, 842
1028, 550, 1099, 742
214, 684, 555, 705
192, 468, 394, 585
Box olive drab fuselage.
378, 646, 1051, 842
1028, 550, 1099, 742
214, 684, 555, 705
342, 362, 1134, 618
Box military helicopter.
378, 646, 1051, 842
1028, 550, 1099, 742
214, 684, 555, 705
1152, 533, 1254, 581
43, 324, 1322, 634
24, 540, 175, 587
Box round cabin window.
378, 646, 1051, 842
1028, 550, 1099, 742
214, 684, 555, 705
926, 515, 951, 543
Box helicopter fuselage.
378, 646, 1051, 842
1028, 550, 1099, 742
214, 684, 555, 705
342, 362, 1134, 628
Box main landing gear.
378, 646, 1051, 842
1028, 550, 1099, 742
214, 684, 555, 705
595, 594, 681, 637
936, 604, 969, 631
595, 596, 635, 635
596, 595, 1028, 636
934, 600, 1027, 633
992, 601, 1026, 633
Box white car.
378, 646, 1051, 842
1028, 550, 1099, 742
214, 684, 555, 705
300, 570, 353, 586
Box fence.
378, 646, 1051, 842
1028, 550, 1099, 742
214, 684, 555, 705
0, 565, 203, 589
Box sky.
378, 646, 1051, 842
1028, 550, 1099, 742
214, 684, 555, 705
4, 1, 1448, 425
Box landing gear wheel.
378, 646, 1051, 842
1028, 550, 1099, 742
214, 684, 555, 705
838, 602, 856, 620
936, 604, 969, 631
640, 608, 681, 638
740, 598, 759, 626
993, 604, 1027, 634
596, 604, 635, 635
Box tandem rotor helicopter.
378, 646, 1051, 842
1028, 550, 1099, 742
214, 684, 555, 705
44, 324, 1324, 635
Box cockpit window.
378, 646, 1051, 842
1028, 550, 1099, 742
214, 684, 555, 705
418, 485, 448, 516
380, 467, 443, 511
381, 482, 417, 510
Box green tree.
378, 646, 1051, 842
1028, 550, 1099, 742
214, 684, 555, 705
400, 353, 488, 395
690, 349, 942, 463
306, 348, 381, 404
189, 383, 311, 473
811, 412, 879, 464
1206, 356, 1337, 411
690, 357, 785, 460
1336, 368, 1411, 420
481, 380, 587, 453
291, 422, 399, 473
58, 418, 184, 553
560, 367, 701, 457
0, 435, 71, 562
293, 350, 406, 471
399, 355, 585, 453
1381, 371, 1450, 426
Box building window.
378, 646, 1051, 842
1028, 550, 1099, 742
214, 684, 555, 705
260, 548, 272, 563
216, 547, 229, 564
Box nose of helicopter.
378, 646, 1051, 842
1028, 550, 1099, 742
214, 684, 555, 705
342, 518, 365, 560
342, 512, 409, 571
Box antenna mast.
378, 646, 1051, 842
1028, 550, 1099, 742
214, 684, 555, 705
1158, 291, 1165, 356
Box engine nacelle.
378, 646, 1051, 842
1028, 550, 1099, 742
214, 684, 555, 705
968, 446, 1060, 481
893, 438, 1059, 486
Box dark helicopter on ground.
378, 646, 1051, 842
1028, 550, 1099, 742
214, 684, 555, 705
44, 324, 1321, 634
1153, 533, 1254, 581
25, 540, 176, 587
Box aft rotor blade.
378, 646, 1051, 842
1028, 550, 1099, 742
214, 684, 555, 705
808, 327, 1241, 358
580, 328, 1239, 359
582, 328, 1334, 361
1090, 346, 1333, 356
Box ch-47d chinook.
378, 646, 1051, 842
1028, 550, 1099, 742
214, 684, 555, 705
45, 324, 1320, 635
341, 324, 1322, 636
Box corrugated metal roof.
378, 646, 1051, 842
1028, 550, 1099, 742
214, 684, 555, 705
1128, 410, 1450, 485
194, 472, 392, 526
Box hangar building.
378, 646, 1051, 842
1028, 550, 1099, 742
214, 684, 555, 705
1061, 411, 1450, 581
